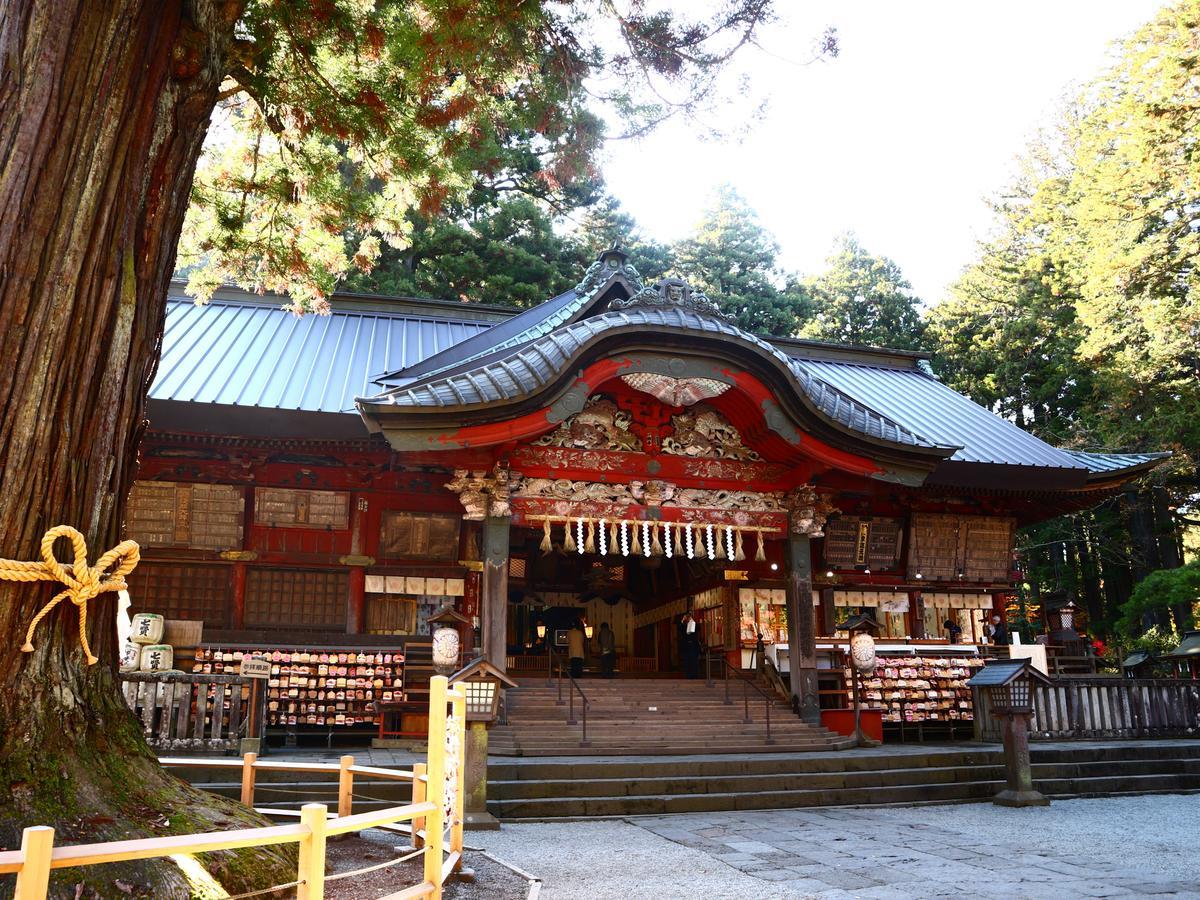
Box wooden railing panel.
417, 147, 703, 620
973, 677, 1199, 742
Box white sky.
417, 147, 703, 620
597, 0, 1168, 303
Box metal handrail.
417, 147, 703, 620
703, 646, 774, 745
547, 647, 591, 746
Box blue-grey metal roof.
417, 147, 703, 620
789, 357, 1088, 470
1060, 450, 1171, 476
150, 294, 502, 415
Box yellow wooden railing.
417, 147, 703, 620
0, 676, 467, 900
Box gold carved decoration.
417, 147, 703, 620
532, 396, 640, 452
781, 485, 838, 537
446, 465, 511, 520
662, 407, 760, 461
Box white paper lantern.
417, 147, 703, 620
432, 626, 461, 669
850, 632, 877, 673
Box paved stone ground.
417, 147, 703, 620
480, 795, 1200, 899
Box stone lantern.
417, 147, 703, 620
967, 659, 1052, 807
448, 658, 518, 830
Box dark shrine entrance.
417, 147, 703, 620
505, 525, 778, 676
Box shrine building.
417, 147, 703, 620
127, 248, 1164, 743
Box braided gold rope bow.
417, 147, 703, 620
0, 526, 140, 665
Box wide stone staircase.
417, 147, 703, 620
177, 740, 1200, 821
488, 676, 855, 757
487, 740, 1200, 819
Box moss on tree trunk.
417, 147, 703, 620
0, 2, 295, 895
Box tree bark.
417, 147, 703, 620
0, 2, 293, 895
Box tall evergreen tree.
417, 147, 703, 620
672, 185, 809, 336
800, 233, 926, 350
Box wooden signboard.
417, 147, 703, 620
126, 481, 244, 550
239, 657, 271, 679
823, 516, 903, 570
254, 488, 349, 529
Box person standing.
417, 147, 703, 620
598, 622, 617, 678
944, 618, 962, 644
567, 619, 586, 679
680, 613, 701, 679
991, 614, 1010, 646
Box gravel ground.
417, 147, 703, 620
323, 831, 528, 899
475, 794, 1200, 899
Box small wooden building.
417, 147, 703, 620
127, 249, 1164, 739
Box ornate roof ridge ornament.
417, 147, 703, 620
575, 243, 643, 296
608, 276, 733, 322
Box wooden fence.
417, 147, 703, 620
3, 676, 467, 900
120, 671, 262, 754
973, 677, 1200, 742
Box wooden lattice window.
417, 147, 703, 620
254, 488, 349, 529
379, 511, 460, 560
823, 517, 903, 570
908, 514, 1014, 582
126, 562, 231, 626
244, 568, 347, 629
126, 481, 244, 550
365, 596, 418, 635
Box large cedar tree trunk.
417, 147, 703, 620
0, 2, 293, 895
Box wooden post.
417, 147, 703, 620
412, 762, 427, 850
15, 826, 54, 899
347, 567, 366, 635
785, 529, 820, 723
450, 687, 466, 869
424, 677, 448, 898
231, 562, 247, 631
482, 517, 510, 672
297, 803, 328, 900
337, 754, 354, 819
240, 752, 257, 807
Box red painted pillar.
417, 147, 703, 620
348, 567, 365, 634
231, 562, 247, 630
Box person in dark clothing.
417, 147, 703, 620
680, 613, 701, 678
598, 622, 617, 677
567, 620, 586, 679
944, 618, 962, 644
991, 615, 1010, 646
